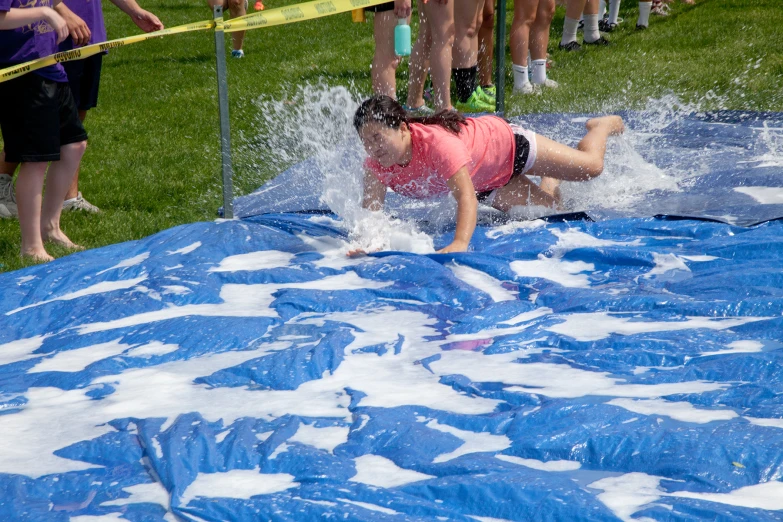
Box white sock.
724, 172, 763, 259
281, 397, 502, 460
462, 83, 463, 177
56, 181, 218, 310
531, 59, 547, 85
598, 0, 607, 17
512, 64, 530, 89
608, 0, 622, 24
561, 17, 580, 45
583, 14, 600, 42
638, 1, 651, 26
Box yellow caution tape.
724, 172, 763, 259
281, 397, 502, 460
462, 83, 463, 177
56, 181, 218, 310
0, 20, 215, 83
223, 0, 388, 32
0, 0, 389, 82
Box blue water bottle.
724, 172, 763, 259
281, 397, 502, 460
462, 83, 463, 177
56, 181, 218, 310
394, 18, 411, 57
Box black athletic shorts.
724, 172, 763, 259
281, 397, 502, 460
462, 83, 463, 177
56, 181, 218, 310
476, 132, 531, 203
62, 53, 103, 111
366, 2, 394, 12
0, 73, 88, 163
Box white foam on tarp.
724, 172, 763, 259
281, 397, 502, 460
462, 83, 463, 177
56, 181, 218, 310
589, 473, 666, 522
289, 423, 349, 453
734, 187, 783, 204
499, 308, 552, 326
71, 515, 127, 522
422, 418, 511, 463
74, 272, 393, 335
545, 313, 766, 342
470, 517, 515, 522
100, 481, 170, 509
161, 285, 192, 296
608, 398, 738, 424
698, 340, 764, 357
350, 455, 435, 488
429, 350, 724, 399
644, 253, 691, 279
591, 473, 783, 519
680, 255, 718, 262
268, 442, 290, 460
549, 229, 642, 257
167, 242, 202, 255
0, 335, 48, 367
208, 250, 295, 272
495, 454, 581, 471
6, 276, 148, 315
16, 275, 36, 284
484, 219, 546, 239
96, 252, 150, 275
180, 468, 298, 505
743, 416, 783, 429
28, 339, 129, 374
448, 262, 516, 302
125, 341, 179, 359
510, 256, 594, 288
337, 498, 399, 515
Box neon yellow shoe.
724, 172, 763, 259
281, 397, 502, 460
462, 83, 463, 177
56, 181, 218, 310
476, 85, 496, 105
455, 90, 495, 114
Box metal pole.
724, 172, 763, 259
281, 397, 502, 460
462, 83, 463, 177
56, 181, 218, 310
493, 0, 507, 116
213, 5, 234, 219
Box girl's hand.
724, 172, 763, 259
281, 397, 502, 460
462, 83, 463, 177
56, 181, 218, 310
44, 8, 69, 44
437, 240, 468, 254
394, 0, 411, 18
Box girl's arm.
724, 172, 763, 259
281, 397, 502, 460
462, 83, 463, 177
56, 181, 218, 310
440, 166, 477, 253
0, 7, 67, 43
362, 169, 387, 211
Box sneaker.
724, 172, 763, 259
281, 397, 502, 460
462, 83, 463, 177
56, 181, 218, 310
63, 191, 100, 213
598, 19, 618, 31
475, 85, 496, 105
231, 49, 245, 58
558, 41, 582, 51
636, 23, 648, 30
533, 78, 559, 89
584, 36, 611, 46
481, 85, 496, 98
403, 104, 434, 117
0, 174, 17, 218
513, 82, 535, 95
454, 90, 495, 113
652, 0, 670, 15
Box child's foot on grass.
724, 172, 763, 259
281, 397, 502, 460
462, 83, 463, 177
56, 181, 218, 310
21, 248, 54, 263
42, 228, 84, 250
586, 115, 625, 136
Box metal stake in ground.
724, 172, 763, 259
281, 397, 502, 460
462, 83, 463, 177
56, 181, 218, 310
493, 0, 507, 116
214, 5, 234, 219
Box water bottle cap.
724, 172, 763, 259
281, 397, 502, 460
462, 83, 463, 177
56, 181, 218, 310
398, 18, 407, 25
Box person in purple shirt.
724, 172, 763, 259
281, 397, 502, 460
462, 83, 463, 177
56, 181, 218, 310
0, 0, 162, 217
0, 0, 88, 261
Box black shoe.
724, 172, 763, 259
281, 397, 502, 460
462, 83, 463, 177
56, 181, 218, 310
636, 23, 648, 30
584, 36, 611, 46
558, 41, 582, 51
598, 19, 618, 32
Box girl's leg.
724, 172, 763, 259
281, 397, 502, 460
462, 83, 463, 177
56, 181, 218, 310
560, 0, 587, 47
509, 0, 538, 92
530, 0, 555, 85
41, 140, 86, 249
582, 0, 604, 43
226, 0, 247, 52
478, 0, 494, 87
492, 116, 624, 211
372, 11, 402, 97
16, 162, 51, 261
422, 0, 455, 110
406, 1, 431, 109
452, 0, 483, 103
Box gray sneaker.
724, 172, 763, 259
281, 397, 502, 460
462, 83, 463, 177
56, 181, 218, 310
403, 104, 435, 117
63, 191, 100, 213
0, 174, 17, 218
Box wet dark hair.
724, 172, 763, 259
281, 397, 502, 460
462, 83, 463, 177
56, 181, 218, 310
353, 95, 467, 135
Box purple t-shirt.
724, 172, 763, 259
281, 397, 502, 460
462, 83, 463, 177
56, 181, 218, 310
0, 0, 67, 82
58, 0, 107, 51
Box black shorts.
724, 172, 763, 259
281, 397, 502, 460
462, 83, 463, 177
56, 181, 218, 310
366, 2, 394, 12
476, 132, 531, 203
62, 53, 103, 111
0, 73, 88, 163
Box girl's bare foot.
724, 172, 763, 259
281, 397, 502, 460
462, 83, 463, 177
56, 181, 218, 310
586, 115, 625, 136
41, 228, 84, 250
21, 248, 54, 263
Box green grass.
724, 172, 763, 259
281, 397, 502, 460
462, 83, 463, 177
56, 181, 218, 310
0, 0, 781, 272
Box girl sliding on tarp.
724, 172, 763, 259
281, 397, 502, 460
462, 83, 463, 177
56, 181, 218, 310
352, 95, 625, 254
